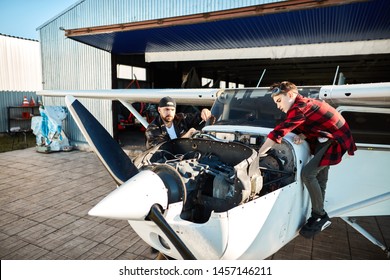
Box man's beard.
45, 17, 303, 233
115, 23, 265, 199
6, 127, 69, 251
162, 115, 174, 123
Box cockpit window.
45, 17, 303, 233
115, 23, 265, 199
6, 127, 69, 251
209, 89, 283, 128
341, 111, 390, 145
209, 87, 320, 128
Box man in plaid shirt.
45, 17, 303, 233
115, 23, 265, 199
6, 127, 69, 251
258, 81, 357, 238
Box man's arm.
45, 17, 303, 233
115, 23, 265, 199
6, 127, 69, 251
145, 123, 167, 149
258, 138, 276, 156
181, 109, 210, 131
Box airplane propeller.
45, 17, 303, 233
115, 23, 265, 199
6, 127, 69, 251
65, 96, 138, 185
65, 95, 196, 260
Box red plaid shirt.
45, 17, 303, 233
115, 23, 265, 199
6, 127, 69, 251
268, 95, 357, 166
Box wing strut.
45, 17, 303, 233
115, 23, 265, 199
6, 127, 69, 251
341, 217, 390, 258
119, 99, 149, 128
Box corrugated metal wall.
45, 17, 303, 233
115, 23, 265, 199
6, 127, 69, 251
39, 0, 279, 29
0, 91, 38, 132
0, 34, 42, 91
38, 0, 278, 143
0, 35, 42, 133
39, 0, 113, 142
90, 0, 279, 25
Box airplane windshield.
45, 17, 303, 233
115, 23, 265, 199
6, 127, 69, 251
209, 87, 320, 128
209, 88, 285, 128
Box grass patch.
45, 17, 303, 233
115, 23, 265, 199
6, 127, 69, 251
0, 132, 37, 153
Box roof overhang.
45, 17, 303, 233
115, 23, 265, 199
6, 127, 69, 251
145, 40, 390, 62
66, 0, 363, 37
64, 0, 390, 62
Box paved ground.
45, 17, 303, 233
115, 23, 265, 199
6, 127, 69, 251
0, 145, 389, 260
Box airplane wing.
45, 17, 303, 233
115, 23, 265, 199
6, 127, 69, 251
326, 148, 390, 218
320, 82, 390, 108
325, 148, 390, 257
38, 88, 221, 106
315, 82, 390, 219
38, 88, 221, 128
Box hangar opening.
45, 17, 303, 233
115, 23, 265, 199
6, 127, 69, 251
62, 0, 390, 146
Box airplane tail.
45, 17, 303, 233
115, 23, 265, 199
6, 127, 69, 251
65, 95, 139, 185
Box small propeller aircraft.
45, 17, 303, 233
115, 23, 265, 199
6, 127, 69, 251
38, 82, 390, 259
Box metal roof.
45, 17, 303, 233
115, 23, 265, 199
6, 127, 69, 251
65, 0, 390, 56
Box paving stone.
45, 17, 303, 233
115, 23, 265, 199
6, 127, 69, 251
77, 243, 114, 260
0, 148, 388, 260
27, 207, 62, 223
16, 223, 57, 243
52, 236, 99, 259
38, 251, 70, 260
80, 222, 121, 243
42, 212, 79, 229
0, 235, 29, 258
35, 230, 78, 251
0, 210, 20, 227
4, 243, 49, 260
1, 217, 38, 236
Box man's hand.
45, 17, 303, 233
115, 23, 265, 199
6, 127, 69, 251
293, 134, 306, 145
200, 108, 212, 121
181, 127, 198, 138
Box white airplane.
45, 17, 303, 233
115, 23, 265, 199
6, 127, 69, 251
38, 82, 390, 259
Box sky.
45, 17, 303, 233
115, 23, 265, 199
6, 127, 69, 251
0, 0, 78, 40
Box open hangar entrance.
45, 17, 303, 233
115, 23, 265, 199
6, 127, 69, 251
110, 52, 390, 145
64, 0, 390, 144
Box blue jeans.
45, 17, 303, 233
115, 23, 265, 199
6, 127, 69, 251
301, 140, 332, 217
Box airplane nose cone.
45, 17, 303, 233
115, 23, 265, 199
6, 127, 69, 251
88, 170, 168, 220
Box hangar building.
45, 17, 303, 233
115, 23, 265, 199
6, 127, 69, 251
37, 0, 390, 144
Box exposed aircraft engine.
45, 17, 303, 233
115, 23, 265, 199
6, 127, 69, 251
259, 141, 296, 194
134, 138, 261, 223
203, 128, 297, 195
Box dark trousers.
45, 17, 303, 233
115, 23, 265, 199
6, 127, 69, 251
301, 140, 332, 217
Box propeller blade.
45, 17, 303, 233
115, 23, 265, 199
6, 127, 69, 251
88, 170, 168, 220
65, 95, 139, 185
